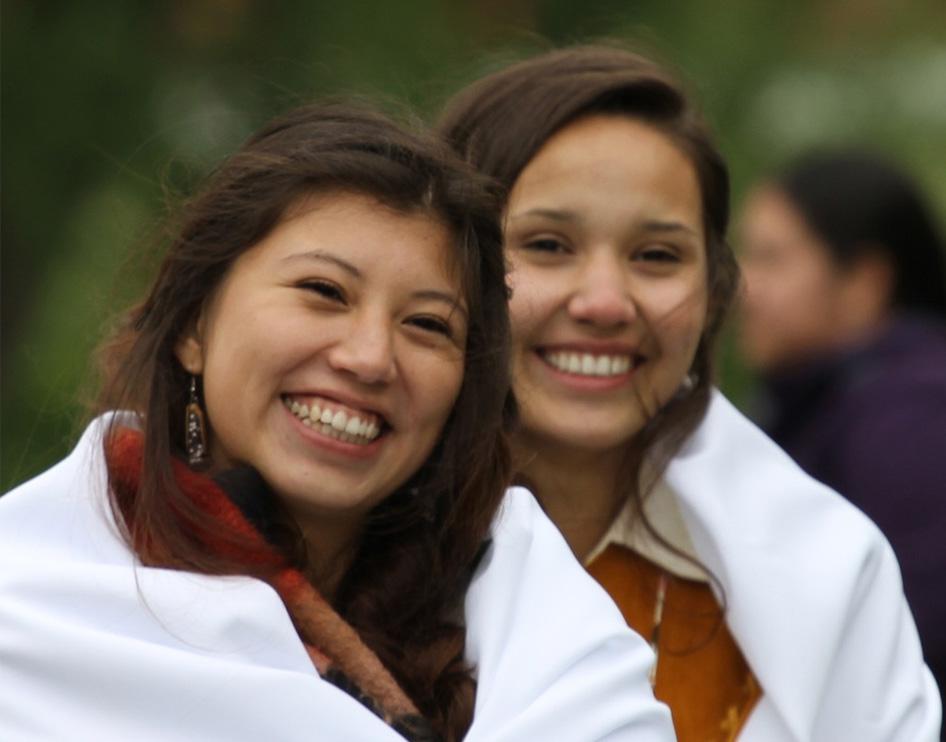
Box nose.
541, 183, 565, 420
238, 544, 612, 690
327, 310, 397, 385
567, 251, 637, 329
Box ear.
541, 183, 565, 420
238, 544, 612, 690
174, 320, 205, 375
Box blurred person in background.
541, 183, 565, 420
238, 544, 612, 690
739, 148, 946, 707
440, 47, 941, 741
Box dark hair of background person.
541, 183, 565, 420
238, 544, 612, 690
775, 149, 946, 320
437, 44, 739, 567
95, 102, 513, 741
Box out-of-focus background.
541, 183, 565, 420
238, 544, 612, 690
3, 0, 945, 491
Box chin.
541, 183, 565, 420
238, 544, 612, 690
575, 430, 641, 453
529, 419, 644, 455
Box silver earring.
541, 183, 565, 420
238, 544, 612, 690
680, 372, 697, 393
185, 375, 209, 468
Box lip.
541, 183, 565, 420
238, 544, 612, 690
283, 403, 387, 460
540, 341, 643, 357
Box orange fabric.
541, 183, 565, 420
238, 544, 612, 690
587, 543, 761, 742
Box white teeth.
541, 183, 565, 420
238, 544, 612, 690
595, 355, 611, 375
543, 351, 634, 378
284, 395, 383, 444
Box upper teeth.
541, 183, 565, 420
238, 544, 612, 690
542, 351, 633, 377
283, 396, 382, 444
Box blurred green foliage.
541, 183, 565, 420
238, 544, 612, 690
3, 0, 945, 491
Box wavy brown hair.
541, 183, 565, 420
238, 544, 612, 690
96, 102, 513, 740
438, 45, 739, 564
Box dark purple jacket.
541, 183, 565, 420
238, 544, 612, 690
755, 313, 946, 698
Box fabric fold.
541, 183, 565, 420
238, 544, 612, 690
0, 413, 675, 741
663, 391, 941, 741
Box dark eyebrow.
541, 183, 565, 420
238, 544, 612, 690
641, 220, 700, 237
283, 250, 465, 318
413, 290, 468, 320
508, 207, 580, 223
282, 250, 361, 278
511, 211, 698, 239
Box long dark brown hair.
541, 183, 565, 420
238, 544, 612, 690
96, 101, 513, 740
438, 45, 739, 563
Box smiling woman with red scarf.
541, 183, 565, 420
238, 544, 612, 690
0, 102, 674, 742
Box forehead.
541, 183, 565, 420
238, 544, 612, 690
251, 191, 461, 283
532, 115, 685, 163
509, 115, 702, 222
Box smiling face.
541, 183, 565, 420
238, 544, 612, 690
504, 115, 708, 455
175, 191, 466, 535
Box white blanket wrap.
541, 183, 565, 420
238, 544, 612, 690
663, 391, 941, 741
0, 415, 674, 741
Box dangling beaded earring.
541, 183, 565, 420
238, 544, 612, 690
185, 375, 209, 468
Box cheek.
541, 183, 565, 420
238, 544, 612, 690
741, 267, 840, 367
207, 313, 289, 390
778, 264, 819, 304
644, 277, 708, 356
507, 266, 561, 346
744, 267, 793, 334
415, 355, 465, 429
201, 309, 309, 448
508, 292, 538, 350
769, 270, 835, 333
669, 308, 707, 374
767, 248, 836, 311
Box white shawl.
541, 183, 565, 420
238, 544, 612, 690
663, 391, 941, 741
0, 416, 674, 741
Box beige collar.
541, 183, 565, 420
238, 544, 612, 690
583, 478, 708, 582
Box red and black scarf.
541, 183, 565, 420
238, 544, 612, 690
106, 428, 438, 741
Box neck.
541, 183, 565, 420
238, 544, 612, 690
293, 513, 363, 601
514, 432, 629, 561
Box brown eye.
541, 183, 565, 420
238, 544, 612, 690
523, 238, 569, 254
407, 315, 453, 338
637, 246, 679, 263
299, 280, 345, 303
